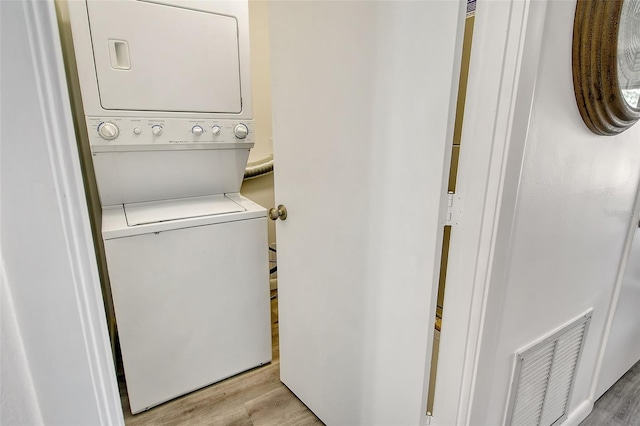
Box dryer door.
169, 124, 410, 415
86, 0, 242, 113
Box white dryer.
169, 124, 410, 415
68, 0, 256, 204
68, 0, 271, 414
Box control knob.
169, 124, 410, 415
151, 125, 163, 136
233, 123, 249, 139
211, 125, 221, 136
192, 125, 204, 136
97, 122, 119, 140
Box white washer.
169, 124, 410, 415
102, 194, 271, 414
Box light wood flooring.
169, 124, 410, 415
581, 360, 640, 426
118, 292, 323, 426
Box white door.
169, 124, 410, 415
268, 2, 465, 425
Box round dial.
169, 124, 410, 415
211, 125, 221, 136
98, 122, 119, 140
192, 125, 204, 136
152, 125, 163, 136
233, 123, 249, 139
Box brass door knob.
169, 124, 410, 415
268, 204, 287, 221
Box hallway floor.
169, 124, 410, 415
118, 292, 323, 426
581, 360, 640, 426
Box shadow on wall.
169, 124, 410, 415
242, 1, 276, 250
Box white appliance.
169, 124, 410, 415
102, 194, 270, 413
68, 0, 271, 414
69, 0, 256, 203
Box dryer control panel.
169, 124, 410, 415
86, 117, 254, 152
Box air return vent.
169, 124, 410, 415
505, 311, 592, 426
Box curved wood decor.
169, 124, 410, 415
573, 0, 640, 135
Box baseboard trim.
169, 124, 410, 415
563, 399, 593, 426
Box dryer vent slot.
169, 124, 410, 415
505, 311, 592, 426
109, 40, 130, 70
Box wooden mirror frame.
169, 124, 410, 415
573, 0, 640, 135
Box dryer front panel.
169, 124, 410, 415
86, 0, 242, 113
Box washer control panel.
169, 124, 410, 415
86, 117, 254, 148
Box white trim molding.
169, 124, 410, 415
431, 0, 550, 424
21, 1, 124, 424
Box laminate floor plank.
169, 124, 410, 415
244, 387, 324, 426
120, 293, 323, 426
127, 366, 280, 426
581, 360, 640, 426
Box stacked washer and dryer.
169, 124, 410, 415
68, 0, 271, 414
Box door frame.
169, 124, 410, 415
19, 1, 124, 424
430, 1, 550, 424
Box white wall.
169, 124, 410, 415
467, 1, 640, 424
241, 0, 276, 249
596, 223, 640, 398
0, 1, 122, 424
246, 0, 273, 164
1, 261, 43, 426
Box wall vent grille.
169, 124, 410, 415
505, 311, 592, 426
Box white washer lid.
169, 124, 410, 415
124, 195, 244, 226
